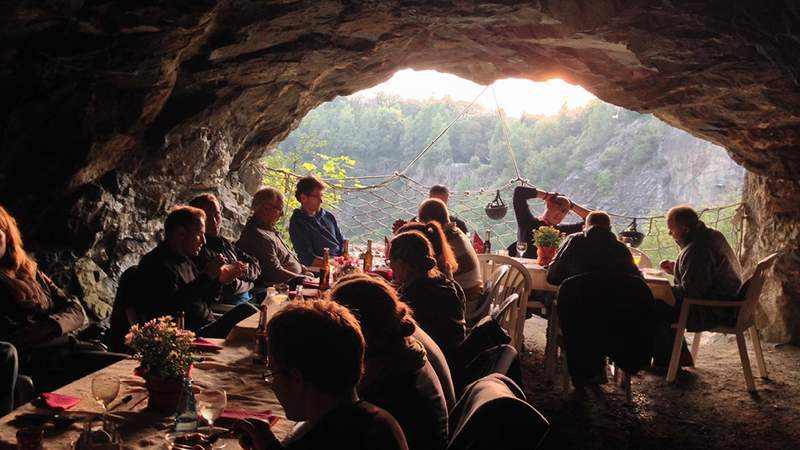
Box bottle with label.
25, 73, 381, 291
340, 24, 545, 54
319, 248, 331, 291
484, 230, 492, 254
341, 239, 350, 260
176, 311, 185, 330
363, 240, 374, 273
174, 377, 198, 432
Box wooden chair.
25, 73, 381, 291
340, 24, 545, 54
666, 253, 779, 391
476, 255, 533, 352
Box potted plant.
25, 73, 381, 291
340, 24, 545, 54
533, 226, 562, 266
126, 316, 196, 413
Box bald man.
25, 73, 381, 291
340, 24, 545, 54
546, 211, 641, 285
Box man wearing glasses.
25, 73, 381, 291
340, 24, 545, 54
288, 175, 345, 266
237, 187, 310, 287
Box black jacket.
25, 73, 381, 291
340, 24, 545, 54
193, 234, 261, 301
547, 226, 641, 286
136, 242, 221, 331
400, 275, 467, 361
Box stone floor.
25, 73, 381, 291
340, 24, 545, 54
519, 317, 800, 450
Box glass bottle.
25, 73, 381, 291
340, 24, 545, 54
319, 248, 331, 291
363, 240, 373, 273
253, 292, 270, 364
174, 377, 198, 432
341, 239, 350, 260
484, 230, 492, 254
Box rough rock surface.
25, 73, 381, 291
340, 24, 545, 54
1, 1, 799, 338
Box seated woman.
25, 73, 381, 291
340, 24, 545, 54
0, 205, 123, 392
396, 221, 458, 280
327, 276, 449, 450
390, 230, 466, 365
236, 300, 408, 450
417, 199, 483, 316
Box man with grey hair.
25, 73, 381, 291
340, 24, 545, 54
237, 187, 310, 287
547, 211, 641, 286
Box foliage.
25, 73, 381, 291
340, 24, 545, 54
126, 316, 195, 380
533, 226, 562, 249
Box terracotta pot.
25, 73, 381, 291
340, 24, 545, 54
145, 376, 183, 413
537, 246, 557, 266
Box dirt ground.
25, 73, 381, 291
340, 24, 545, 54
519, 317, 800, 450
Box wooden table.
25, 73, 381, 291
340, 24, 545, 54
0, 338, 292, 449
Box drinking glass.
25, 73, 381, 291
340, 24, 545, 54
197, 388, 227, 434
91, 374, 120, 426
516, 241, 528, 257
632, 254, 642, 267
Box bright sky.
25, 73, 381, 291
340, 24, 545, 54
353, 69, 596, 117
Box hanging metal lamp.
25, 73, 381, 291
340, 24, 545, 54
618, 218, 645, 248
485, 190, 508, 220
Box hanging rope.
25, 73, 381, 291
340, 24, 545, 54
491, 85, 525, 183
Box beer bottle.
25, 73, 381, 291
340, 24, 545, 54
253, 291, 271, 364
176, 311, 185, 330
484, 230, 492, 254
319, 248, 332, 291
363, 240, 374, 273
341, 239, 350, 260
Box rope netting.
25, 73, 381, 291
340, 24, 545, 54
265, 83, 743, 263
264, 166, 743, 263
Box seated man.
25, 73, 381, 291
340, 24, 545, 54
547, 211, 641, 286
189, 194, 261, 305
235, 300, 409, 450
653, 206, 743, 367
510, 185, 590, 258
136, 206, 258, 338
237, 188, 310, 287
393, 185, 468, 234
289, 175, 345, 266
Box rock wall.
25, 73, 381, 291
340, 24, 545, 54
1, 1, 799, 332
741, 173, 800, 343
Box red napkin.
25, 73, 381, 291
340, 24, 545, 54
303, 279, 319, 288
192, 337, 223, 351
42, 392, 81, 410
220, 409, 280, 425
472, 232, 485, 254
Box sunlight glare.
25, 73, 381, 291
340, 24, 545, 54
352, 69, 595, 117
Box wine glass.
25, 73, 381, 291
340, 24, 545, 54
91, 374, 120, 426
516, 241, 528, 258
197, 388, 227, 435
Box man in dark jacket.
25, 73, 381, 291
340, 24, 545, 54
547, 211, 641, 285
653, 205, 743, 367
136, 206, 258, 338
189, 194, 261, 305
510, 185, 590, 258
289, 175, 345, 266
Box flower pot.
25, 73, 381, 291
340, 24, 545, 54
145, 376, 184, 413
537, 246, 557, 266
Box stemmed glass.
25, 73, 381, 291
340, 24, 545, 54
197, 388, 227, 435
91, 374, 120, 427
516, 241, 528, 258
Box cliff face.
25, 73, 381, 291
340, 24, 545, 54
1, 1, 798, 340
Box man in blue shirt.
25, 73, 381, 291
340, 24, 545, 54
289, 175, 345, 266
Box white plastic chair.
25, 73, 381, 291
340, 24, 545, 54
467, 265, 510, 327
476, 255, 533, 352
666, 253, 778, 391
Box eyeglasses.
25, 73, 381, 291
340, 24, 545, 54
262, 369, 288, 384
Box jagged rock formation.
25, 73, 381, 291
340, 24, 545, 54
1, 1, 798, 340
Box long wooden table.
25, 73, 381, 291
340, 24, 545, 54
0, 337, 292, 449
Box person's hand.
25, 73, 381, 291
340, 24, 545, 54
659, 260, 675, 275
205, 254, 225, 280
219, 262, 248, 284
392, 219, 407, 233
235, 418, 280, 450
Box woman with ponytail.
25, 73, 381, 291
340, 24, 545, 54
389, 231, 466, 366
396, 221, 458, 280
328, 275, 449, 450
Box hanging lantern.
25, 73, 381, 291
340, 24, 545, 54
485, 190, 508, 220
618, 218, 645, 248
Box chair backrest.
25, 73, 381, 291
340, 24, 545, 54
491, 293, 520, 325
736, 252, 779, 330
467, 264, 510, 324
457, 344, 519, 393
477, 255, 533, 350
448, 373, 549, 450
415, 327, 457, 413
105, 265, 141, 353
